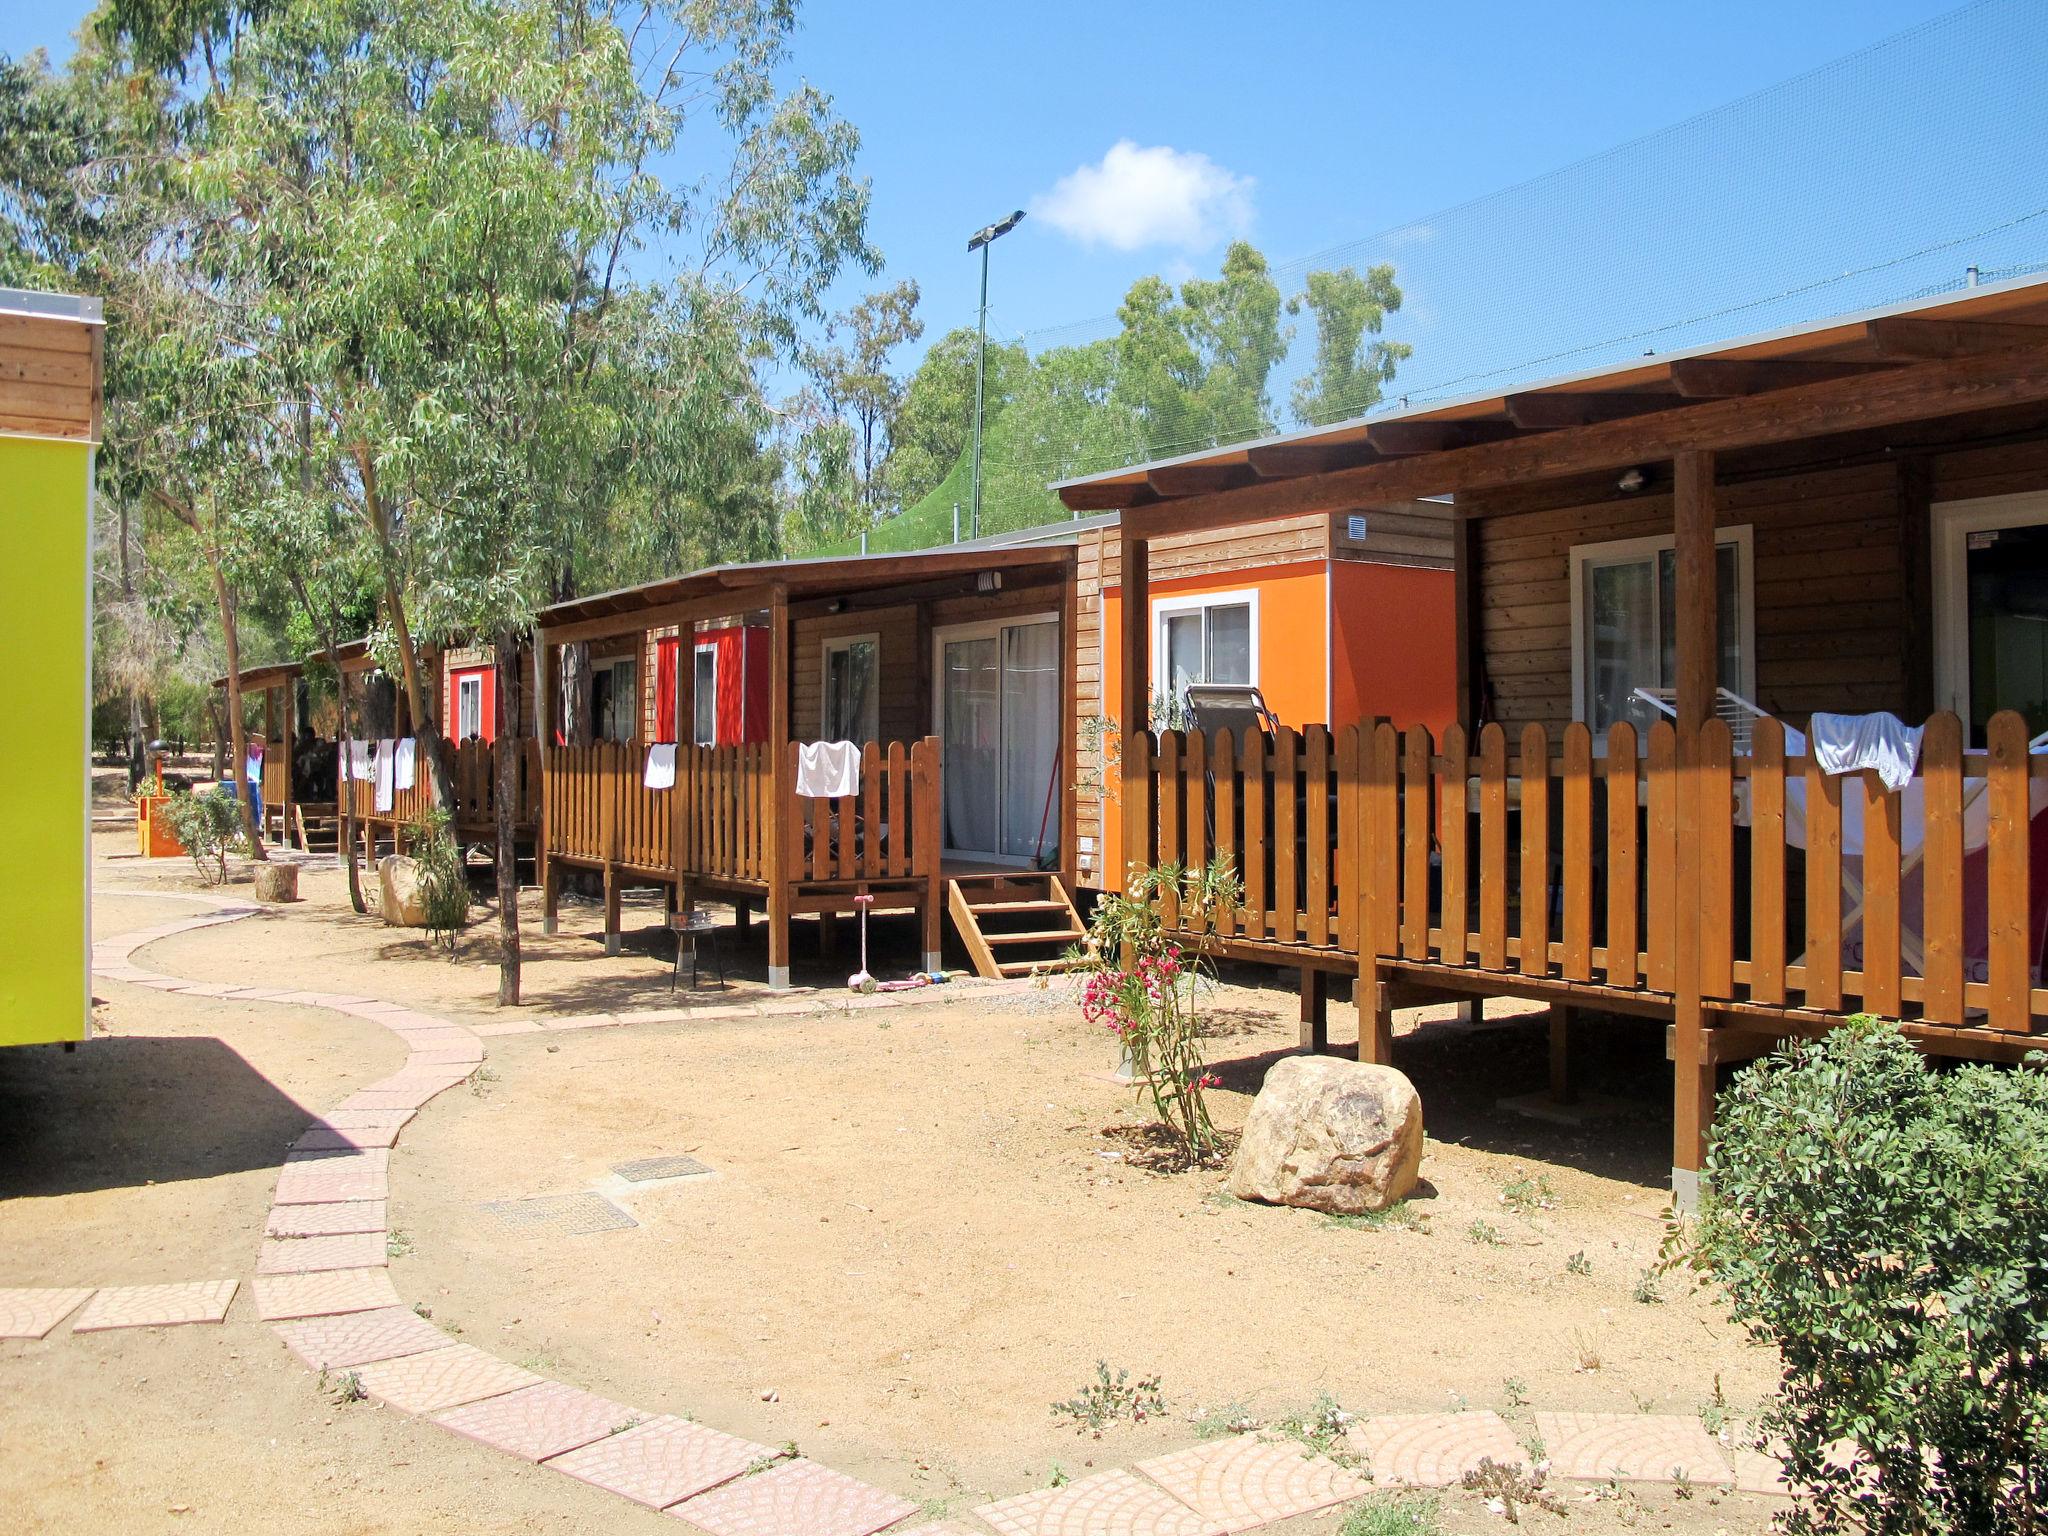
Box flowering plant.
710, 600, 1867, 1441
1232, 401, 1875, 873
1080, 855, 1242, 1164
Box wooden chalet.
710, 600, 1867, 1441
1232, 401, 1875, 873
210, 662, 318, 845
532, 544, 1084, 984
1057, 270, 2048, 1204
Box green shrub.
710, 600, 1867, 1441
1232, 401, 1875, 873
1690, 1017, 2048, 1533
161, 788, 244, 884
407, 807, 470, 955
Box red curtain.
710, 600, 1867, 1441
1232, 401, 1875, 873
654, 636, 678, 742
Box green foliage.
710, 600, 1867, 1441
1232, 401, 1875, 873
161, 788, 245, 883
1288, 263, 1410, 428
1338, 1494, 1442, 1536
1499, 1173, 1557, 1215
406, 808, 470, 956
1690, 1018, 2048, 1533
1050, 1361, 1166, 1437
1080, 855, 1243, 1164
1274, 1392, 1361, 1465
1464, 1219, 1506, 1247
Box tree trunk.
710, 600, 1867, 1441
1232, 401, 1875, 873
562, 641, 593, 746
493, 627, 522, 1006
356, 447, 455, 815
208, 696, 226, 781
335, 662, 366, 914
126, 687, 147, 793
206, 551, 268, 860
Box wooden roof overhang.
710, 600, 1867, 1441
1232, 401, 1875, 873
211, 661, 302, 693
1056, 272, 2048, 533
0, 288, 104, 444
535, 543, 1078, 647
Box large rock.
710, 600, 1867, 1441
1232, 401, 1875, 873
378, 855, 427, 927
1227, 1056, 1423, 1214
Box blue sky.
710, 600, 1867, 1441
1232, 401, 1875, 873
2, 0, 2016, 388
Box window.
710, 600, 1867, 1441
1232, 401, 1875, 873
693, 644, 718, 747
821, 634, 880, 744
1152, 593, 1256, 699
1569, 527, 1754, 743
456, 675, 483, 740
590, 656, 638, 744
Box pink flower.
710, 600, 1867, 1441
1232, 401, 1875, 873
1198, 1072, 1221, 1089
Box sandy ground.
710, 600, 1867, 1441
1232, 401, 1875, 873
1, 812, 1782, 1532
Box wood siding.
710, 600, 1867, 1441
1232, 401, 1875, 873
0, 310, 101, 442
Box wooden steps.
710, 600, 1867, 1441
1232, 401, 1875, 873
947, 873, 1090, 980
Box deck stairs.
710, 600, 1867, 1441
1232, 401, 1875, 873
947, 872, 1090, 980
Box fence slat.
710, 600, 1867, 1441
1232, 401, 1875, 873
1334, 727, 1357, 953
1368, 724, 1401, 958
1803, 749, 1843, 1013
1478, 724, 1507, 971
1920, 712, 1965, 1025
1987, 710, 2031, 1032
1748, 718, 1786, 1006
1158, 731, 1183, 928
1605, 724, 1638, 988
1862, 770, 1903, 1019
1274, 726, 1300, 945
1306, 728, 1330, 949
1439, 725, 1469, 966
1561, 724, 1592, 982
1699, 721, 1734, 1000
1186, 727, 1211, 895
1213, 730, 1239, 938
1646, 724, 1676, 993
1401, 727, 1431, 961
1517, 726, 1550, 978
1241, 731, 1267, 939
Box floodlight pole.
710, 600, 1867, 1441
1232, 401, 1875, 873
968, 209, 1024, 537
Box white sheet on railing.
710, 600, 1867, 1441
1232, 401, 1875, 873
1810, 711, 1924, 793
643, 743, 676, 790
375, 739, 395, 813
797, 740, 861, 798
394, 736, 416, 790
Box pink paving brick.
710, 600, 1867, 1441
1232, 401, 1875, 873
0, 1287, 95, 1339
408, 1047, 485, 1067
1534, 1412, 1733, 1485
272, 1305, 449, 1370
252, 1267, 401, 1321
257, 1231, 389, 1275
285, 1147, 391, 1171
973, 1468, 1224, 1536
1136, 1434, 1370, 1531
335, 1091, 438, 1113
1352, 1411, 1528, 1488
671, 1459, 919, 1536
1733, 1446, 1790, 1496
545, 1415, 777, 1508
312, 1110, 416, 1130
470, 1020, 544, 1036
266, 1200, 387, 1237
274, 1170, 388, 1204
72, 1279, 238, 1331
296, 1122, 403, 1151
352, 1343, 541, 1415
434, 1381, 643, 1462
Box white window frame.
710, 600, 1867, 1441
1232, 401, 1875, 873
1567, 525, 1756, 749
1150, 588, 1260, 699
1932, 490, 2048, 745
456, 674, 483, 740
820, 632, 881, 744
594, 655, 638, 744
691, 642, 719, 747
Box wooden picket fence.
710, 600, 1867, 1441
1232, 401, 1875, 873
784, 737, 942, 885
350, 738, 540, 835
1135, 710, 2048, 1034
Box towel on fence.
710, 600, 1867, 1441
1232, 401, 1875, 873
347, 740, 371, 783
796, 740, 862, 798
643, 742, 677, 790
394, 736, 417, 790
1810, 711, 1926, 793
375, 738, 396, 813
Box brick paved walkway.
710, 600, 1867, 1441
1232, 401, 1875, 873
67, 893, 1785, 1533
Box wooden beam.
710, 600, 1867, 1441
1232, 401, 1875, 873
1119, 532, 1150, 892
1504, 390, 1683, 428
1672, 451, 1718, 732
1451, 511, 1482, 732
1865, 316, 2048, 361
1668, 357, 1892, 398
766, 585, 792, 987
1245, 441, 1377, 478
1366, 419, 1521, 456
1146, 463, 1257, 497
1058, 479, 1152, 512
1117, 341, 2048, 539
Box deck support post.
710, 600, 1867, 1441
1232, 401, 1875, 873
542, 857, 561, 935
1298, 966, 1329, 1055
1548, 1003, 1576, 1104
1359, 956, 1394, 1065
603, 864, 622, 957
766, 584, 793, 989
537, 629, 556, 934
1670, 448, 1719, 1209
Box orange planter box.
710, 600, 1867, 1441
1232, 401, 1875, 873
136, 794, 186, 858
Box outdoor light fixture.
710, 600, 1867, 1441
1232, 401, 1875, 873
968, 208, 1027, 537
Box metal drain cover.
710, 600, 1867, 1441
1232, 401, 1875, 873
611, 1154, 711, 1183
476, 1192, 637, 1235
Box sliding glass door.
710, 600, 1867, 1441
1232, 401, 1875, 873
934, 616, 1060, 865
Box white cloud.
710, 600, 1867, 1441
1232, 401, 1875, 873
1031, 141, 1255, 253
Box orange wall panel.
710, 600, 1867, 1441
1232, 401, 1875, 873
1329, 561, 1458, 736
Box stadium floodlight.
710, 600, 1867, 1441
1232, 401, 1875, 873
968, 210, 1026, 536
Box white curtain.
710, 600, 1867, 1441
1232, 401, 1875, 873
942, 636, 998, 855
1000, 622, 1060, 861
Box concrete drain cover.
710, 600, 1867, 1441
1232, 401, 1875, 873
477, 1192, 637, 1236
611, 1154, 711, 1182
